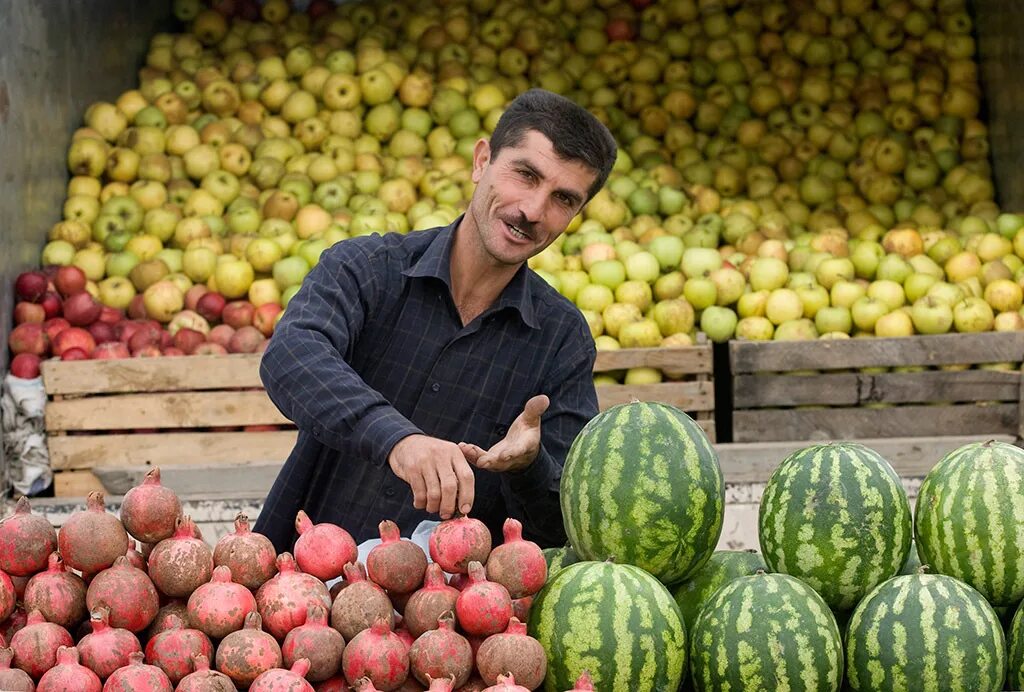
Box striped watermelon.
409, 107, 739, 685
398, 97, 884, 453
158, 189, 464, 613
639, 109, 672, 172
542, 545, 579, 581
845, 573, 1005, 691
560, 402, 724, 585
689, 572, 843, 691
915, 440, 1024, 606
758, 442, 912, 612
527, 560, 687, 692
1010, 601, 1024, 690
672, 550, 766, 632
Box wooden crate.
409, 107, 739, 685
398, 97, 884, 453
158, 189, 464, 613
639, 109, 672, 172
593, 335, 716, 442
729, 332, 1024, 443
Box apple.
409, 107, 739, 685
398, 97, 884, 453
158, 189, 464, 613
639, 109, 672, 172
14, 302, 45, 325
749, 257, 789, 291
911, 297, 954, 335
683, 277, 717, 310
39, 292, 63, 320
984, 279, 1023, 313
815, 306, 853, 335
795, 285, 830, 319
815, 257, 856, 290
765, 289, 804, 325
42, 318, 70, 343
63, 292, 102, 327
54, 266, 88, 297
133, 345, 163, 358
8, 324, 48, 357
953, 297, 995, 333
647, 235, 684, 271
615, 281, 653, 312
184, 284, 210, 312
735, 316, 775, 341
196, 292, 227, 323
995, 312, 1024, 331
700, 306, 738, 343
15, 271, 49, 302
589, 260, 626, 290
829, 280, 867, 309
653, 272, 685, 301
53, 328, 96, 357
228, 326, 266, 354
253, 303, 283, 337
222, 301, 256, 329
576, 284, 615, 313
681, 248, 723, 278
624, 251, 660, 283
88, 321, 116, 345
10, 353, 42, 379
93, 342, 131, 360
773, 319, 819, 341
173, 328, 207, 355
619, 319, 663, 348
214, 259, 256, 299
271, 256, 310, 290
143, 281, 185, 323
652, 299, 695, 337
601, 303, 643, 339
851, 296, 890, 333
167, 310, 210, 337
208, 324, 235, 349
60, 348, 90, 361
193, 342, 228, 355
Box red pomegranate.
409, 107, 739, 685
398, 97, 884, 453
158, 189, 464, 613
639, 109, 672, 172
341, 618, 409, 691
125, 541, 147, 570
511, 596, 532, 623
148, 516, 213, 598
454, 562, 512, 637
403, 563, 460, 639
1, 608, 27, 643
11, 609, 74, 678
0, 646, 33, 690
484, 519, 546, 599
316, 674, 350, 691
391, 588, 415, 615
0, 569, 16, 625
394, 616, 415, 649
145, 600, 189, 639
57, 491, 128, 575
367, 521, 427, 594
120, 467, 181, 544
0, 497, 58, 576
408, 612, 472, 688
213, 513, 278, 590
282, 605, 345, 682
250, 658, 315, 692
23, 552, 87, 629
187, 565, 257, 638
103, 650, 173, 691
456, 676, 487, 692
215, 612, 282, 689
568, 671, 595, 690
175, 653, 236, 692
85, 555, 160, 632
77, 607, 142, 680
353, 677, 383, 691
330, 561, 393, 642
474, 618, 546, 689
480, 674, 530, 692
428, 677, 456, 691
144, 613, 214, 685
293, 511, 357, 582
36, 645, 101, 691
256, 552, 332, 640
448, 573, 470, 591
429, 517, 491, 574
9, 575, 29, 602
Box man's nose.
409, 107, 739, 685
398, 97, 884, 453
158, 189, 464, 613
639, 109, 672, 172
518, 189, 546, 224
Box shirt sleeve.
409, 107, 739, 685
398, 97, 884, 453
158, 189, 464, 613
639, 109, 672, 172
259, 238, 422, 465
499, 318, 598, 548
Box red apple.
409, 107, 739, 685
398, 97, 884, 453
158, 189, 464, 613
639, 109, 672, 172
88, 321, 117, 344
221, 300, 255, 328
39, 292, 63, 320
52, 327, 96, 357
9, 353, 42, 379
159, 330, 174, 349
184, 284, 210, 311
63, 291, 102, 326
133, 345, 163, 358
193, 342, 228, 355
228, 325, 265, 354
253, 303, 283, 337
255, 338, 270, 354
93, 342, 130, 360
98, 306, 125, 325
128, 294, 148, 320
208, 324, 235, 348
14, 302, 46, 325
128, 324, 162, 352
115, 320, 142, 344
15, 271, 48, 302
173, 328, 207, 355
43, 317, 71, 343
8, 324, 48, 356
60, 347, 90, 361
162, 346, 186, 357
196, 292, 227, 323
606, 18, 636, 41
54, 266, 88, 297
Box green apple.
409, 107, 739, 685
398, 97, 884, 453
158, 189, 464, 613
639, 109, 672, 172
272, 256, 311, 290
700, 306, 738, 343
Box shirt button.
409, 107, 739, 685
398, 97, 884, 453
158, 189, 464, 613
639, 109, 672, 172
385, 487, 395, 497
431, 383, 440, 393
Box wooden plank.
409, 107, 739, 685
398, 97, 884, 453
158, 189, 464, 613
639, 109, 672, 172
593, 347, 712, 374
734, 370, 1021, 408
730, 332, 1024, 373
732, 403, 1018, 442
596, 381, 713, 411
700, 420, 716, 443
47, 430, 299, 470
53, 471, 105, 497
92, 463, 283, 496
42, 354, 264, 395
45, 391, 290, 432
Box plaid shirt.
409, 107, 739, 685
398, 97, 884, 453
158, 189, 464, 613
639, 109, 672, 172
255, 217, 598, 552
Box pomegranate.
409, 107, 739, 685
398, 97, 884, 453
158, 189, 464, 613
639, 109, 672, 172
187, 565, 257, 639
428, 678, 456, 692
367, 521, 427, 594
481, 674, 529, 692
175, 654, 236, 692
353, 678, 383, 692
57, 491, 128, 575
474, 618, 546, 689
0, 570, 16, 625
103, 651, 173, 691
484, 519, 546, 599
403, 564, 460, 639
456, 676, 487, 692
454, 562, 512, 637
282, 605, 345, 682
215, 612, 282, 689
250, 658, 315, 692
0, 646, 33, 690
213, 513, 277, 590
448, 574, 470, 591
9, 575, 29, 602
85, 555, 160, 632
0, 497, 58, 576
408, 612, 472, 688
23, 552, 87, 629
293, 511, 357, 582
145, 600, 189, 639
568, 671, 595, 691
120, 468, 181, 544
77, 607, 141, 680
125, 542, 147, 571
330, 562, 393, 642
10, 609, 74, 678
147, 516, 213, 598
390, 589, 415, 616
36, 646, 101, 692
341, 618, 409, 691
144, 613, 214, 685
428, 517, 491, 575
256, 552, 332, 640
1, 608, 27, 643
394, 616, 415, 650
511, 597, 532, 623
315, 674, 350, 691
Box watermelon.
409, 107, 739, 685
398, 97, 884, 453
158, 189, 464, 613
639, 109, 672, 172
542, 545, 579, 581
1010, 600, 1024, 690
689, 572, 843, 692
672, 549, 766, 632
560, 402, 724, 585
758, 442, 912, 612
915, 440, 1024, 606
527, 560, 687, 692
845, 573, 1005, 691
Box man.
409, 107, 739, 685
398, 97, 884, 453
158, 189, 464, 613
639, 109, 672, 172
256, 89, 618, 552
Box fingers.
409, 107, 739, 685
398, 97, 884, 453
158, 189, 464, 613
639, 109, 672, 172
521, 394, 550, 427
453, 455, 476, 516
459, 442, 486, 463
407, 466, 428, 511
422, 464, 442, 515
437, 460, 459, 520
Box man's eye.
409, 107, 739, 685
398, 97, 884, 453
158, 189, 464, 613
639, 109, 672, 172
518, 169, 536, 181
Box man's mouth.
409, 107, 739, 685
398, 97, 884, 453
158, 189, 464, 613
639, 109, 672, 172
503, 218, 532, 241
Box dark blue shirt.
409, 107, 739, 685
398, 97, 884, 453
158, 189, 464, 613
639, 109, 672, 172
255, 217, 598, 552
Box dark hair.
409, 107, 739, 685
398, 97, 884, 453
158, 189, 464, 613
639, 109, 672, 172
488, 89, 618, 201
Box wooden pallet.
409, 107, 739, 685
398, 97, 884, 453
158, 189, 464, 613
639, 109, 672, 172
729, 331, 1024, 442
593, 335, 716, 441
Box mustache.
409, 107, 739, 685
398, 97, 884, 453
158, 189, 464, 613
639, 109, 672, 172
501, 212, 536, 237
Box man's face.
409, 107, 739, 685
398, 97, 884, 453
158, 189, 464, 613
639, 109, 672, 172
467, 129, 597, 267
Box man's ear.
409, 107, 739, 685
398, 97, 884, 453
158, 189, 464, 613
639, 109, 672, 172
471, 137, 491, 183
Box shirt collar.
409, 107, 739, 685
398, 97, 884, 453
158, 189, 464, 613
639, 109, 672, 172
402, 216, 541, 330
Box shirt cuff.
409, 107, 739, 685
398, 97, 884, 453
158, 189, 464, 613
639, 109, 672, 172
505, 445, 560, 495
351, 404, 423, 467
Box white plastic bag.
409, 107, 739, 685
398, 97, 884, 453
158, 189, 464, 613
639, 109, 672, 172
0, 373, 52, 496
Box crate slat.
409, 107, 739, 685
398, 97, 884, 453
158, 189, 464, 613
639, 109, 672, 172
42, 354, 264, 395
596, 381, 713, 411
593, 346, 712, 373
54, 470, 106, 497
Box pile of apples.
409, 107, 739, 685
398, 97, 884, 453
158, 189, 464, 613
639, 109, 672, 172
7, 0, 1024, 382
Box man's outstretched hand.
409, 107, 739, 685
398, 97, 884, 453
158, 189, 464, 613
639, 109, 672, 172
460, 394, 549, 474
388, 435, 476, 519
